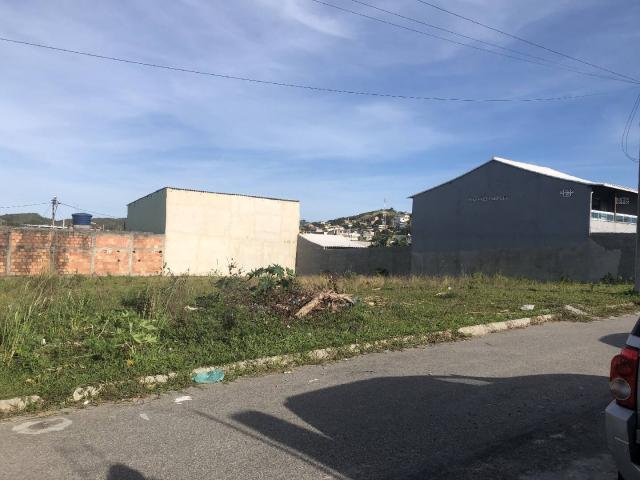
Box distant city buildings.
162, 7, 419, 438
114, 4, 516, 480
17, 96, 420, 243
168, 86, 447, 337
299, 209, 411, 247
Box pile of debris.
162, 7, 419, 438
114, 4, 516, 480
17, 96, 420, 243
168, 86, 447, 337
294, 291, 357, 318
209, 274, 358, 320
270, 290, 356, 319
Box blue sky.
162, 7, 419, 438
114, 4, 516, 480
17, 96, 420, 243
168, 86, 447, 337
1, 0, 639, 221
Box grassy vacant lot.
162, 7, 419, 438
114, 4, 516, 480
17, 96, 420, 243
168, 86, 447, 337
0, 272, 638, 413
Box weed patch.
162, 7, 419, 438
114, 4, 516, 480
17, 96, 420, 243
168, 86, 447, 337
0, 273, 639, 415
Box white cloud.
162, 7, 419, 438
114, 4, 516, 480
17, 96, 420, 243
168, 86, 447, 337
0, 0, 638, 218
258, 0, 352, 38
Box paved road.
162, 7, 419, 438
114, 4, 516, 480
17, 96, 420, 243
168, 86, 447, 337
2, 314, 636, 480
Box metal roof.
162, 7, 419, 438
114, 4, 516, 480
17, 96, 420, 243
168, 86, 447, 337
410, 156, 637, 198
128, 187, 299, 206
300, 233, 371, 249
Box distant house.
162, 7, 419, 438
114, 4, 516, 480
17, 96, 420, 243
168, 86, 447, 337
361, 229, 375, 242
326, 225, 345, 235
342, 231, 362, 241
391, 214, 410, 228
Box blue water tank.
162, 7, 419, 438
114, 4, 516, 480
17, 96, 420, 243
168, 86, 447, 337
71, 213, 93, 229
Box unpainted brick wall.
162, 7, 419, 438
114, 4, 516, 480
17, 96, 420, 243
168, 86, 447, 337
0, 228, 164, 276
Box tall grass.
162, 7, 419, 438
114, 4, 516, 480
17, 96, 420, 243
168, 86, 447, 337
0, 277, 56, 365
0, 272, 638, 410
0, 274, 205, 367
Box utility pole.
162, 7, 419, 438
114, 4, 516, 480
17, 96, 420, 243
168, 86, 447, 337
636, 132, 640, 291
51, 196, 59, 228
383, 198, 387, 228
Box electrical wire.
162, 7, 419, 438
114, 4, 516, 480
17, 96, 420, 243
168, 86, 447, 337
413, 0, 640, 85
340, 0, 639, 85
622, 95, 640, 161
40, 205, 52, 220
621, 93, 640, 162
0, 36, 620, 102
58, 202, 117, 218
0, 202, 48, 209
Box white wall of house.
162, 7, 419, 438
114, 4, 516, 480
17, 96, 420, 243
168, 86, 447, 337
127, 188, 299, 274
590, 218, 636, 233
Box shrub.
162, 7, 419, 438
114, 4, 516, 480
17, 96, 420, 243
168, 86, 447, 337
248, 264, 296, 295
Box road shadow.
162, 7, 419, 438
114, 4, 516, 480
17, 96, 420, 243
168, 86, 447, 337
106, 464, 149, 480
599, 332, 628, 348
225, 373, 610, 479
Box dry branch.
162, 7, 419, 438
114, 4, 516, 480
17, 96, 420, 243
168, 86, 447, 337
295, 291, 355, 318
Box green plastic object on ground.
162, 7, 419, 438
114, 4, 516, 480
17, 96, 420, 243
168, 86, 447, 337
192, 369, 225, 384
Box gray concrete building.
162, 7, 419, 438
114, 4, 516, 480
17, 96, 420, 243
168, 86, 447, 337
411, 157, 637, 279
126, 187, 300, 275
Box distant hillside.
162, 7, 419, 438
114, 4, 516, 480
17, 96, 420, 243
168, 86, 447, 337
326, 208, 408, 225
0, 213, 126, 231
0, 213, 50, 226
300, 208, 411, 247
301, 209, 410, 228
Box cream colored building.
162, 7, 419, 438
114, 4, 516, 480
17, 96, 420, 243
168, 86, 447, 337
126, 187, 300, 275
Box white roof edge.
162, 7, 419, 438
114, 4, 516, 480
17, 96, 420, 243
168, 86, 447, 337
128, 186, 299, 205
300, 233, 371, 248
490, 156, 596, 185
601, 183, 637, 194
410, 156, 636, 198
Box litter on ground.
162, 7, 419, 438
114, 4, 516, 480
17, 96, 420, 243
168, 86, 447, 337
192, 369, 225, 384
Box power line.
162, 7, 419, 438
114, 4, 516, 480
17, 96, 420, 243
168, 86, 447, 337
622, 93, 640, 162
623, 95, 640, 160
622, 94, 640, 161
0, 36, 620, 102
0, 202, 48, 209
413, 0, 640, 85
58, 202, 117, 218
341, 0, 639, 85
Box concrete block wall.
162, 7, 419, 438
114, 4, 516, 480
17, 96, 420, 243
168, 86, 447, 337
411, 235, 636, 282
0, 230, 7, 275
0, 228, 164, 276
296, 232, 636, 282
296, 235, 411, 276
590, 233, 636, 280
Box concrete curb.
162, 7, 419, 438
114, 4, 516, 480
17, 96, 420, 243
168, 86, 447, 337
0, 395, 41, 414
139, 372, 177, 385
192, 312, 558, 376
193, 331, 457, 377
1, 307, 634, 412
72, 386, 103, 402
457, 314, 556, 337
67, 372, 179, 405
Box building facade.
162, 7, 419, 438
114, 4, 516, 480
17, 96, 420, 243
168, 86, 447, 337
411, 157, 638, 279
127, 187, 299, 275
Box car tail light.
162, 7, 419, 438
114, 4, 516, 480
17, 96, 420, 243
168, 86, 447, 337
610, 346, 639, 409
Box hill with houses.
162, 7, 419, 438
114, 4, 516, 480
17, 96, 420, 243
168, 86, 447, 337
300, 209, 411, 247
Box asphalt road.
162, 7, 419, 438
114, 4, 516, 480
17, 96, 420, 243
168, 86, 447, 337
2, 314, 636, 480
